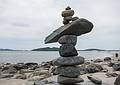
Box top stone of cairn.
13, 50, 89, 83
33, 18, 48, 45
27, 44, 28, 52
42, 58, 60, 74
45, 6, 93, 44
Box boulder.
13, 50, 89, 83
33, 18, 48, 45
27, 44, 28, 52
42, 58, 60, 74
104, 57, 111, 61
45, 18, 93, 44
94, 59, 103, 63
53, 56, 84, 66
56, 66, 80, 78
86, 64, 103, 73
87, 76, 102, 85
114, 75, 120, 85
58, 35, 77, 45
58, 75, 84, 84
59, 44, 78, 57
112, 63, 120, 71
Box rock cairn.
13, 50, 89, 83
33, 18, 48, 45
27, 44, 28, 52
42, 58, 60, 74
45, 6, 93, 84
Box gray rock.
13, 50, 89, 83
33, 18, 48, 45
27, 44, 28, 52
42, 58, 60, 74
56, 66, 80, 78
59, 44, 78, 57
1, 65, 17, 74
58, 75, 84, 84
86, 64, 103, 73
112, 63, 120, 71
45, 18, 93, 44
114, 75, 120, 85
105, 72, 118, 77
53, 56, 84, 66
104, 57, 111, 61
58, 35, 77, 45
87, 76, 102, 85
94, 59, 103, 63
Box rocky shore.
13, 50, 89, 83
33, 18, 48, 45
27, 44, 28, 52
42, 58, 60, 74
0, 53, 120, 85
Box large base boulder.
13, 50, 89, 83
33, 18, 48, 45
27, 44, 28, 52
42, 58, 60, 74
53, 56, 84, 66
58, 75, 84, 84
56, 66, 80, 78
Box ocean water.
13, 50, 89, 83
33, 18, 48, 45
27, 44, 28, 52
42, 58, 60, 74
0, 51, 119, 63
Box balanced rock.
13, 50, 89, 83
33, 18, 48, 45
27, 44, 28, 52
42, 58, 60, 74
61, 6, 74, 17
58, 75, 84, 84
56, 66, 80, 78
59, 44, 78, 57
45, 18, 93, 44
58, 35, 77, 45
53, 56, 84, 66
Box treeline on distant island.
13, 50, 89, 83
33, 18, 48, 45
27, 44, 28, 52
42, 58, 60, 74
31, 47, 59, 51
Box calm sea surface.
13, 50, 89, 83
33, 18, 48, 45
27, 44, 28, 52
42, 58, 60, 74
0, 51, 119, 63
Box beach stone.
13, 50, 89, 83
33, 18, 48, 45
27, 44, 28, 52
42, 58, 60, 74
45, 18, 93, 44
59, 44, 78, 57
112, 63, 120, 71
114, 75, 120, 85
87, 76, 102, 85
105, 72, 118, 77
64, 16, 72, 21
1, 65, 17, 74
53, 56, 84, 66
86, 64, 103, 73
56, 66, 80, 78
61, 7, 74, 17
94, 59, 103, 63
104, 57, 111, 61
58, 35, 77, 45
58, 75, 84, 84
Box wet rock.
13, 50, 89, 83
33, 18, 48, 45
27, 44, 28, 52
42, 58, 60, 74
58, 35, 77, 45
105, 72, 118, 77
94, 59, 103, 63
0, 74, 14, 78
13, 73, 27, 79
87, 76, 102, 85
53, 56, 84, 66
114, 75, 120, 85
58, 75, 84, 84
104, 57, 111, 61
86, 64, 103, 73
59, 44, 78, 57
112, 63, 120, 71
56, 66, 80, 78
25, 63, 38, 66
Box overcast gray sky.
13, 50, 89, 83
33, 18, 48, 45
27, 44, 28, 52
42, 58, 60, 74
0, 0, 120, 50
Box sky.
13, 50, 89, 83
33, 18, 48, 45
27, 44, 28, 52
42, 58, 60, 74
0, 0, 120, 50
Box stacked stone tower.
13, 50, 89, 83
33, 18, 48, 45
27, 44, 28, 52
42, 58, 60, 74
45, 6, 93, 84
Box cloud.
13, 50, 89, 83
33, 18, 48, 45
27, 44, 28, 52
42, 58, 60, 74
0, 0, 120, 49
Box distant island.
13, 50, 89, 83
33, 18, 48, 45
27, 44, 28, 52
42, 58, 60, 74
0, 49, 15, 51
31, 47, 59, 51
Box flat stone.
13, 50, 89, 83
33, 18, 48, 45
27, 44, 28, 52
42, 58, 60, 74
45, 18, 93, 44
87, 76, 102, 85
59, 44, 78, 57
58, 35, 77, 45
56, 66, 80, 78
58, 75, 84, 84
53, 56, 84, 66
